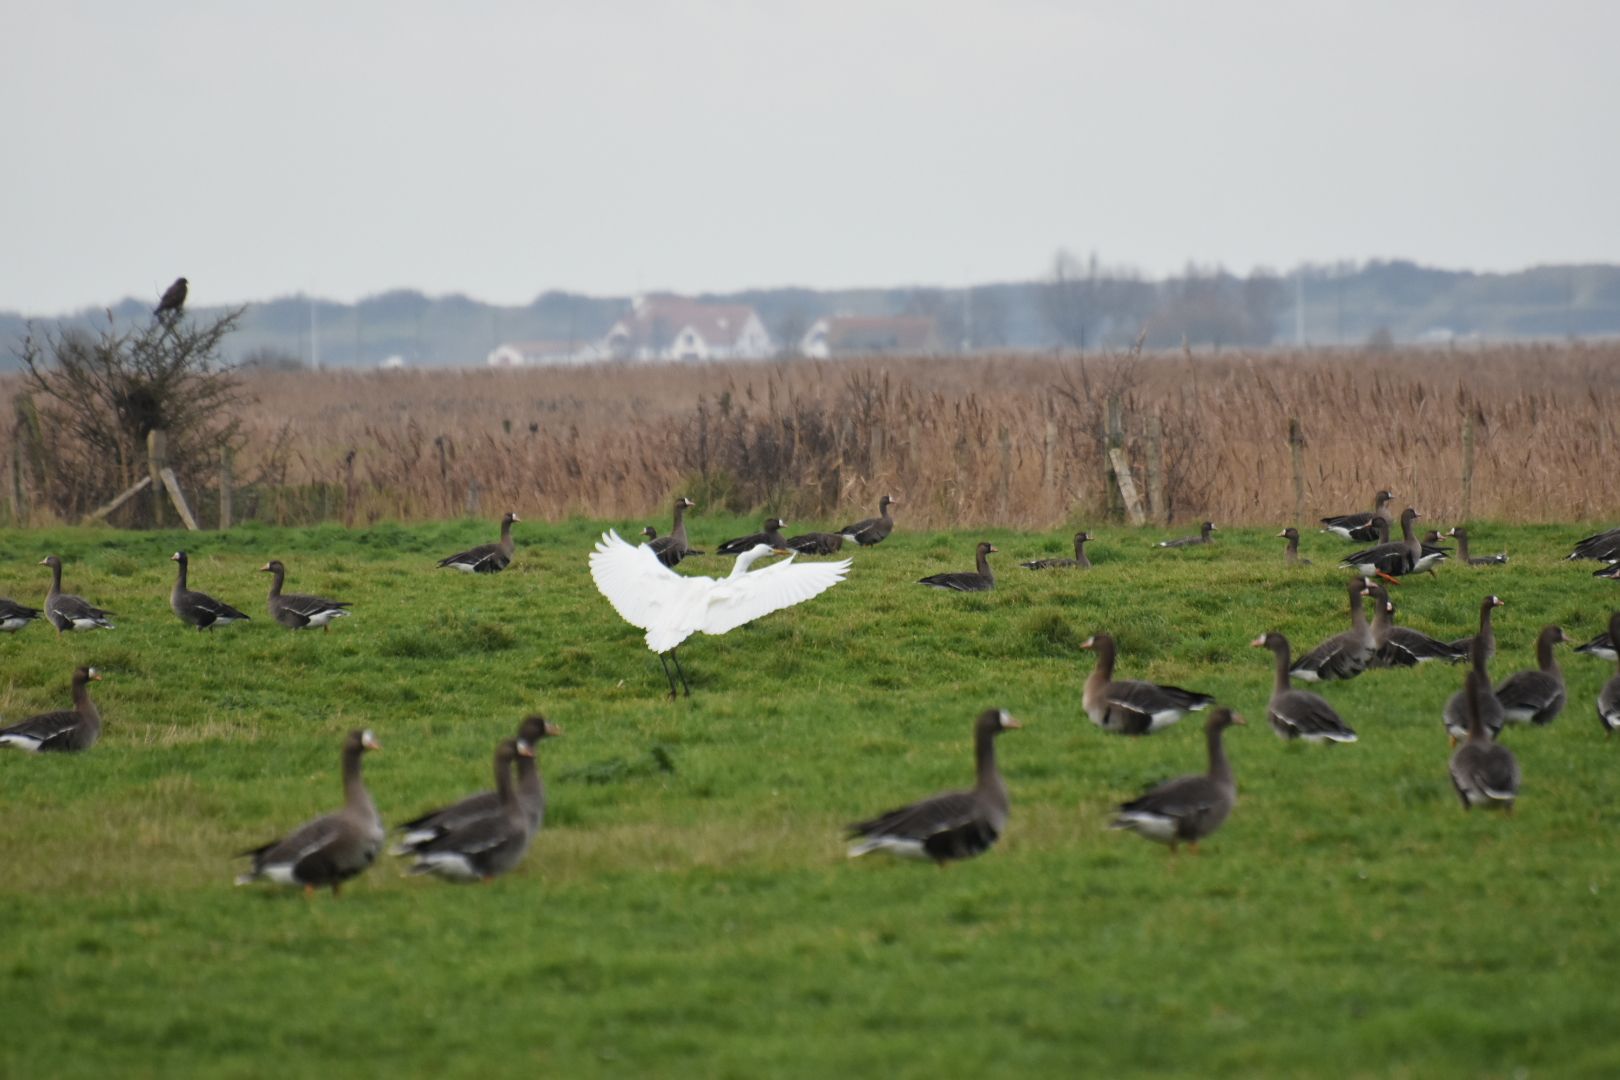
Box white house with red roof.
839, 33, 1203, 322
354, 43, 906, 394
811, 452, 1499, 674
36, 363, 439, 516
602, 295, 774, 361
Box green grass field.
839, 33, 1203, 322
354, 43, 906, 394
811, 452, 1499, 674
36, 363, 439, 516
3, 516, 1618, 1077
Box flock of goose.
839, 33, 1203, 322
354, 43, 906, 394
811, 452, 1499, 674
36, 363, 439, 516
4, 491, 1620, 892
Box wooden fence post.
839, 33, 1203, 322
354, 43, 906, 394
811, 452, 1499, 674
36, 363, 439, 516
147, 429, 167, 527
343, 449, 357, 528
1461, 408, 1476, 522
466, 477, 481, 518
997, 425, 1012, 521
219, 446, 234, 530
1288, 418, 1306, 526
1146, 414, 1165, 524
1104, 393, 1124, 521
9, 425, 25, 527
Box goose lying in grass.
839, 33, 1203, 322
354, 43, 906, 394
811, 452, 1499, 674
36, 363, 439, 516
1022, 531, 1092, 570
1081, 632, 1214, 735
1495, 625, 1568, 726
235, 729, 384, 897
0, 597, 42, 633
437, 511, 519, 573
847, 708, 1019, 865
1321, 489, 1395, 542
1156, 521, 1215, 548
839, 495, 897, 547
918, 542, 996, 592
1110, 708, 1242, 854
0, 666, 103, 753
1289, 579, 1375, 683
1445, 526, 1507, 566
170, 551, 250, 630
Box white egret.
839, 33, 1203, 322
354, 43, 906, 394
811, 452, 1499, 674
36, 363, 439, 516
588, 530, 851, 698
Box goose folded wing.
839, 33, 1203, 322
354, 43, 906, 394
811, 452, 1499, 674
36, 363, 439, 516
243, 814, 343, 868
1293, 637, 1365, 679
188, 591, 249, 620
849, 790, 978, 843
1107, 679, 1203, 718
1494, 672, 1559, 712
1119, 775, 1221, 823
1274, 692, 1355, 738
700, 558, 850, 636
280, 594, 350, 618
396, 792, 498, 840
53, 595, 113, 620
0, 710, 78, 748
440, 543, 506, 571
1382, 629, 1464, 665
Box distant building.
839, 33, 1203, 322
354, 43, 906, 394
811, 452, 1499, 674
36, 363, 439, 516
801, 315, 940, 358
602, 295, 773, 362
486, 339, 601, 367
378, 355, 408, 370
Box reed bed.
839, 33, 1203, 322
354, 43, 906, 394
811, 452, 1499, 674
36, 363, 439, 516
7, 342, 1619, 528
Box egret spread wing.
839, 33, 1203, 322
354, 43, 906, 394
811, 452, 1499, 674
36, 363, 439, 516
700, 555, 850, 637
590, 530, 714, 651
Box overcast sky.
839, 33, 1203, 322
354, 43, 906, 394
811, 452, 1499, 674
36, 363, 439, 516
4, 1, 1616, 314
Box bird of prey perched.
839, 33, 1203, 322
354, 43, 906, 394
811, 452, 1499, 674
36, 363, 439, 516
155, 277, 189, 318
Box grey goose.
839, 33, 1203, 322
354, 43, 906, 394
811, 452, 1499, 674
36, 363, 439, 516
235, 729, 384, 896
1278, 528, 1312, 566
395, 714, 561, 853
717, 517, 789, 556
1252, 632, 1358, 743
1022, 531, 1093, 570
1445, 526, 1507, 566
639, 526, 658, 543
1289, 578, 1375, 683
1368, 585, 1467, 668
170, 551, 250, 630
1156, 521, 1215, 548
0, 597, 42, 633
1340, 508, 1422, 583
648, 497, 703, 567
1445, 633, 1506, 745
1450, 594, 1505, 663
918, 542, 996, 592
847, 708, 1019, 864
1494, 625, 1568, 726
1575, 630, 1617, 663
405, 738, 535, 883
839, 494, 897, 547
1111, 708, 1243, 853
784, 531, 846, 556
260, 560, 351, 630
437, 511, 519, 573
1567, 526, 1620, 563
1320, 489, 1396, 542
0, 666, 103, 753
1598, 613, 1620, 736
1081, 632, 1214, 735
39, 555, 114, 633
1449, 666, 1521, 813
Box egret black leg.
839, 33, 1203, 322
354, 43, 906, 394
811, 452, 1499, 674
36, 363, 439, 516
659, 654, 680, 700
671, 648, 691, 697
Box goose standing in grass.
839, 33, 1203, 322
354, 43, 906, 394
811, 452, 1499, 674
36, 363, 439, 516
260, 560, 351, 631
437, 511, 519, 573
839, 494, 898, 547
1081, 632, 1215, 735
717, 517, 789, 556
1445, 526, 1507, 566
589, 530, 850, 699
39, 555, 114, 633
1449, 663, 1521, 813
1278, 528, 1312, 566
648, 497, 703, 567
1110, 708, 1242, 853
1445, 634, 1506, 745
235, 729, 384, 896
847, 708, 1020, 865
1495, 625, 1568, 726
1252, 632, 1358, 743
1341, 508, 1422, 583
395, 714, 561, 853
1567, 526, 1620, 563
1368, 585, 1467, 668
169, 551, 250, 631
0, 667, 103, 753
918, 542, 997, 592
1022, 531, 1092, 570
1450, 594, 1505, 662
1597, 613, 1620, 736
1321, 489, 1396, 542
405, 739, 535, 883
1156, 521, 1215, 548
0, 597, 42, 633
1289, 579, 1375, 683
784, 530, 845, 556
